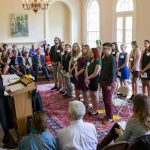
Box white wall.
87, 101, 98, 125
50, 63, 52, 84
0, 0, 82, 46
81, 0, 150, 49
0, 0, 150, 49
48, 2, 71, 44
0, 0, 44, 45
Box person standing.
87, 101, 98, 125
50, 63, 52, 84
140, 40, 150, 97
129, 41, 141, 99
75, 45, 90, 107
68, 43, 81, 92
86, 48, 102, 115
62, 44, 72, 98
117, 44, 130, 86
50, 37, 61, 90
100, 42, 117, 123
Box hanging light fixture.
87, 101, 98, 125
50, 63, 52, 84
22, 0, 50, 13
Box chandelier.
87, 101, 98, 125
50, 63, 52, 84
22, 0, 50, 13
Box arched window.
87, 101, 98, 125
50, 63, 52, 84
115, 0, 135, 53
87, 0, 100, 47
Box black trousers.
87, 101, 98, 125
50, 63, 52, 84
97, 123, 121, 150
0, 95, 13, 143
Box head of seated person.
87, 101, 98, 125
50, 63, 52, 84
0, 64, 9, 75
19, 112, 57, 150
36, 48, 41, 56
32, 111, 48, 133
132, 94, 150, 130
68, 100, 85, 121
12, 49, 18, 57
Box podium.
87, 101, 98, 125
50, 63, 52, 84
8, 77, 36, 137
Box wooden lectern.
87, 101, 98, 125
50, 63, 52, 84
8, 77, 36, 137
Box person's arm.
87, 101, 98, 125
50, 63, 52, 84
116, 120, 132, 142
29, 57, 32, 66
132, 50, 141, 71
116, 52, 119, 64
143, 62, 150, 73
87, 65, 101, 80
140, 51, 144, 72
22, 57, 25, 66
118, 53, 129, 69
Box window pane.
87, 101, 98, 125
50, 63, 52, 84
88, 31, 99, 47
125, 30, 132, 43
117, 17, 123, 29
117, 30, 123, 43
87, 0, 100, 47
116, 0, 134, 12
126, 16, 132, 30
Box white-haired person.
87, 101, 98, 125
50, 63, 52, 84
57, 100, 98, 150
117, 44, 130, 86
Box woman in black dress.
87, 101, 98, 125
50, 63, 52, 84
140, 40, 150, 97
75, 45, 90, 107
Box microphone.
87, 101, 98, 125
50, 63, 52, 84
10, 65, 24, 77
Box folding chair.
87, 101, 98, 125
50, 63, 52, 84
100, 141, 129, 150
113, 85, 131, 119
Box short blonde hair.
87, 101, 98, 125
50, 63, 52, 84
69, 101, 85, 120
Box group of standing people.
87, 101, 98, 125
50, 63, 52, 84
50, 37, 150, 124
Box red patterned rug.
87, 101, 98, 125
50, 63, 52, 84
37, 84, 132, 142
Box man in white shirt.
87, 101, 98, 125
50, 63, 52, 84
57, 100, 98, 150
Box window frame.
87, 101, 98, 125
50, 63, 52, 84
87, 0, 100, 47
113, 0, 136, 52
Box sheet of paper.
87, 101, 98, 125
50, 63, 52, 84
141, 72, 147, 78
118, 121, 127, 131
1, 74, 20, 86
8, 83, 25, 92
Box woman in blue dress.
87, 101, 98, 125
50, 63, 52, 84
117, 44, 130, 86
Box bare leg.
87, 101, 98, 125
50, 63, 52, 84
89, 91, 99, 112
146, 80, 150, 97
133, 77, 139, 95
142, 79, 147, 95
82, 91, 89, 106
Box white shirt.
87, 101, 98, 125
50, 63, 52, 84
57, 119, 98, 150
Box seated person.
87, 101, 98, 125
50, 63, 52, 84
22, 50, 33, 74
98, 94, 150, 149
57, 100, 98, 150
0, 50, 9, 65
29, 45, 36, 57
44, 47, 53, 74
9, 49, 26, 75
32, 48, 50, 81
19, 112, 57, 150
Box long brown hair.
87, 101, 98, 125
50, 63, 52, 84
132, 94, 150, 130
82, 44, 90, 57
91, 48, 100, 68
71, 43, 80, 57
